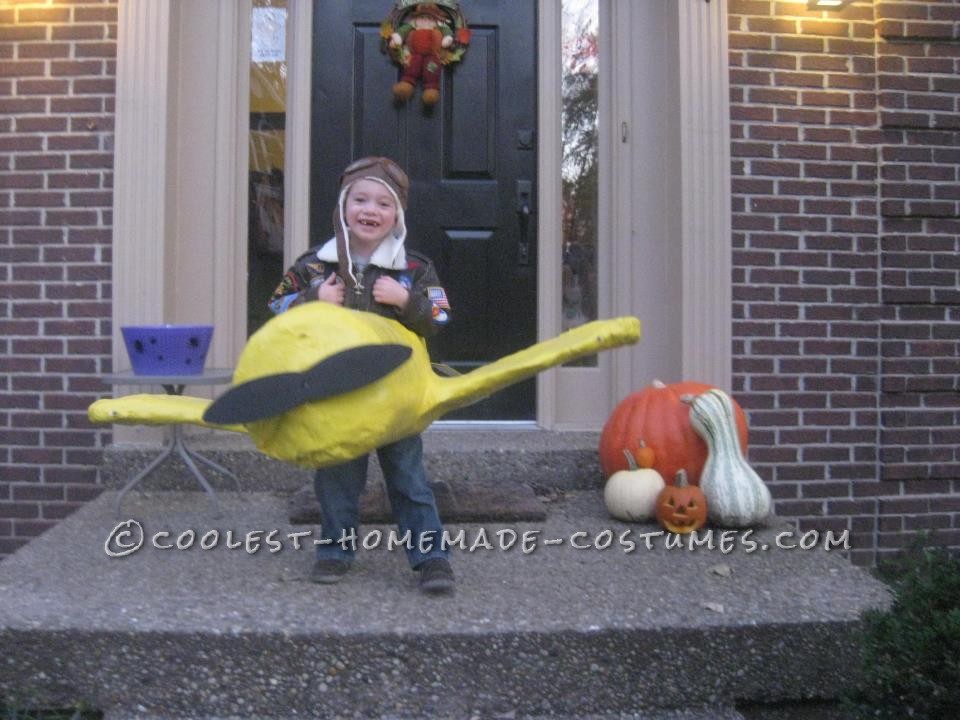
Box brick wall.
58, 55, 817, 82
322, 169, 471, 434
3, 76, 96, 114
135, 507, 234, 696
875, 1, 960, 555
0, 1, 116, 555
729, 0, 959, 564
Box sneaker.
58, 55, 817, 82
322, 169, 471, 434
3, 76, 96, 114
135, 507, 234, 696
418, 558, 455, 595
310, 558, 350, 584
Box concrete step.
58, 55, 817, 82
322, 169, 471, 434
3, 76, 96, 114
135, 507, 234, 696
100, 428, 604, 496
99, 710, 749, 720
0, 488, 889, 719
44, 706, 855, 720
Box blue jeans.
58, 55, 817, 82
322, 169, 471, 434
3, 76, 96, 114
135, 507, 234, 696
313, 433, 448, 569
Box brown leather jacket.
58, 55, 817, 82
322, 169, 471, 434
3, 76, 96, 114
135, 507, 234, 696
267, 246, 450, 338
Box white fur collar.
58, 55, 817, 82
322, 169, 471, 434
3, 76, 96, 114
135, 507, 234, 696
315, 233, 407, 271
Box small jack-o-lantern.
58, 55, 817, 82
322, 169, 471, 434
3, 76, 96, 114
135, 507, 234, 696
655, 469, 708, 535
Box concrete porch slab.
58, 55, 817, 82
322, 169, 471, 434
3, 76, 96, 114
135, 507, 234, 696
0, 489, 889, 719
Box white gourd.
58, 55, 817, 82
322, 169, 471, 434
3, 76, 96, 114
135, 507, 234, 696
603, 449, 666, 522
688, 389, 772, 528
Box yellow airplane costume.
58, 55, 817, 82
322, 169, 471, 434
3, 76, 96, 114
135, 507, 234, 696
89, 303, 641, 468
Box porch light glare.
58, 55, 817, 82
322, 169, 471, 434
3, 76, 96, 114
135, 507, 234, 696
807, 0, 853, 8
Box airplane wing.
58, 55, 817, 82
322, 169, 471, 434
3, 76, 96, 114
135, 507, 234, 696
428, 316, 641, 420
88, 394, 247, 433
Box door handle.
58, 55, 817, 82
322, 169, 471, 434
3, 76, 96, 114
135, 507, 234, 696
516, 180, 532, 215
516, 180, 533, 266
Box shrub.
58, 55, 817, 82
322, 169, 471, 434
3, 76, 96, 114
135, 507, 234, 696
1, 699, 100, 720
847, 538, 960, 719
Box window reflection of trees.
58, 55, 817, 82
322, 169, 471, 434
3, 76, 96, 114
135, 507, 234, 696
562, 0, 598, 365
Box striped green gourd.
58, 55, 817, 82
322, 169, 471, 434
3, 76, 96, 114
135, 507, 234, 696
688, 389, 772, 528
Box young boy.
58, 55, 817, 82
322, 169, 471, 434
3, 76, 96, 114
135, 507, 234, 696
267, 157, 454, 594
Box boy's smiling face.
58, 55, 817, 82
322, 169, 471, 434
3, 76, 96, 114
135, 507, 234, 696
345, 178, 399, 254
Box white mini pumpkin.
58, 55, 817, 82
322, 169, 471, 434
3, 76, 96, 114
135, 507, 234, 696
603, 448, 666, 522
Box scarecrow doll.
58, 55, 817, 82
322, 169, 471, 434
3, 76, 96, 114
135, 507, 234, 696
383, 2, 471, 106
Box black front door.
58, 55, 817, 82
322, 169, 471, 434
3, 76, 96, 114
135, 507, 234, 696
310, 0, 537, 420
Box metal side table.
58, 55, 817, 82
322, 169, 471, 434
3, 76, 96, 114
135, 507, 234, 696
101, 369, 241, 517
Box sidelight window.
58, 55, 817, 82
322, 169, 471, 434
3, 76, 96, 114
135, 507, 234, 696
248, 0, 288, 335
562, 0, 599, 362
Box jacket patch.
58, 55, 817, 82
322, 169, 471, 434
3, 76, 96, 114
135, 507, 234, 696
428, 286, 450, 309
269, 293, 299, 315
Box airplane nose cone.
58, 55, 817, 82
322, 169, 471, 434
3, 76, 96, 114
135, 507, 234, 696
231, 302, 431, 468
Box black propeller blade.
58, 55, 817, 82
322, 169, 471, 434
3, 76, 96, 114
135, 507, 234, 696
202, 344, 412, 425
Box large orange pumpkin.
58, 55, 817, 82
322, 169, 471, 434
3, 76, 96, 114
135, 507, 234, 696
599, 380, 749, 485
